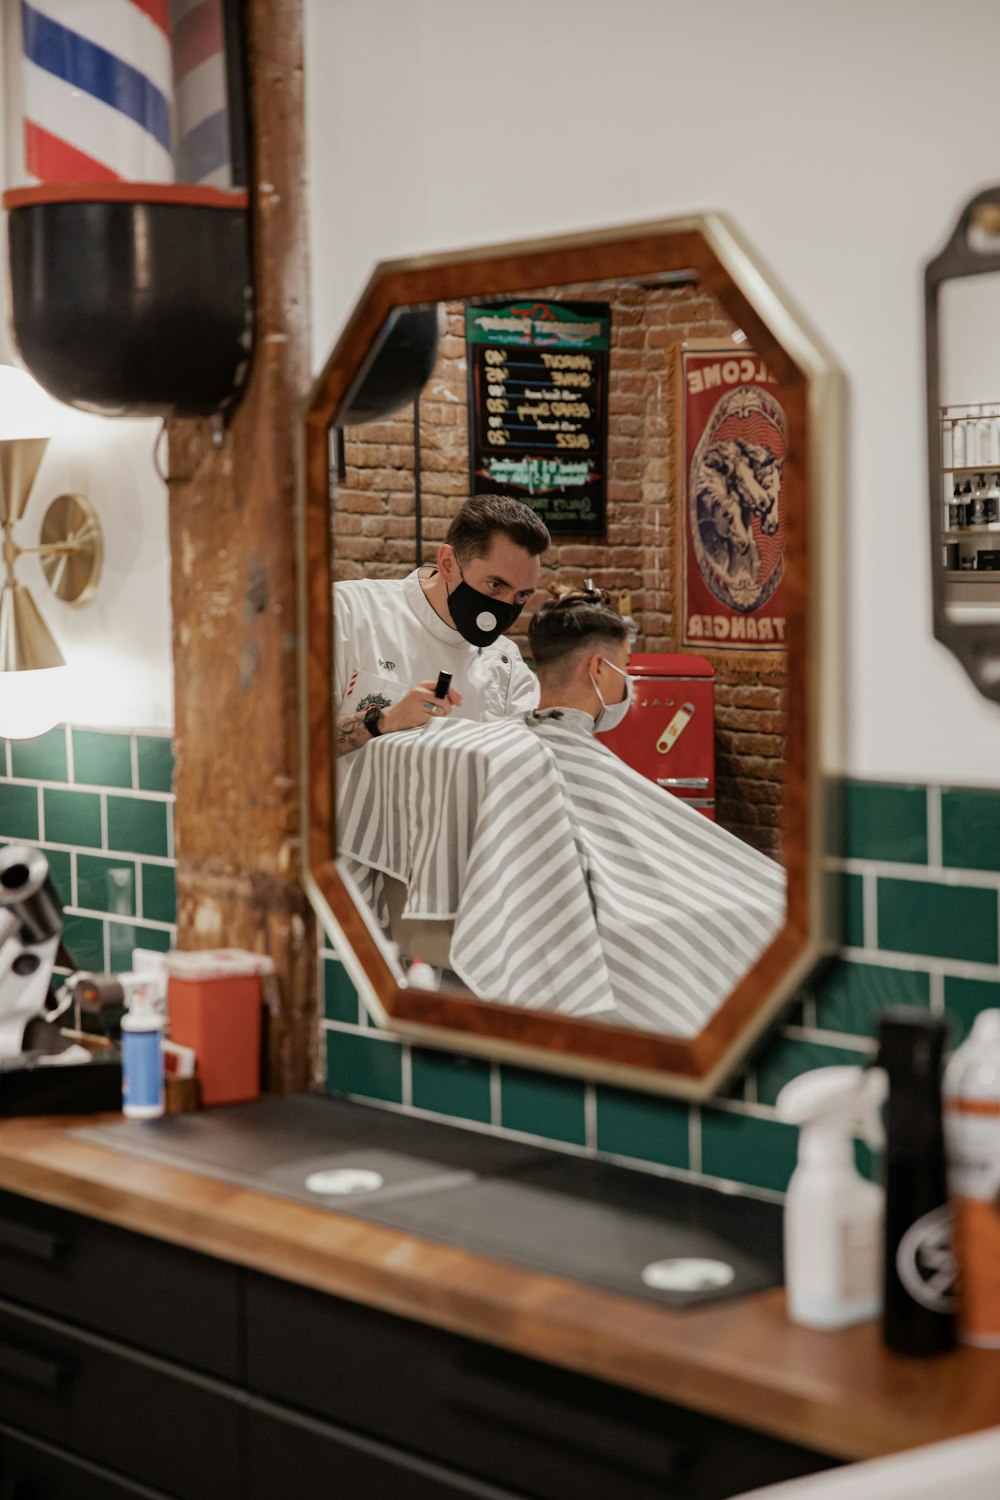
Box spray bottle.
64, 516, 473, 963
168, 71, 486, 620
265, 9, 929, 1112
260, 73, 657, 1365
776, 1065, 887, 1328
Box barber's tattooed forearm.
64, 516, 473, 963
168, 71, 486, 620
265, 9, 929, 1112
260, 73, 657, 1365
335, 713, 372, 754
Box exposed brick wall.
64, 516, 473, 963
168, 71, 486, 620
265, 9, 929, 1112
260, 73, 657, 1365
334, 280, 785, 856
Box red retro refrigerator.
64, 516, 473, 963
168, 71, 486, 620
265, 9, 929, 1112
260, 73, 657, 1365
600, 653, 716, 819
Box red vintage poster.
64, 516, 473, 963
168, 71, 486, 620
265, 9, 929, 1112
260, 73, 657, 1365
680, 346, 787, 653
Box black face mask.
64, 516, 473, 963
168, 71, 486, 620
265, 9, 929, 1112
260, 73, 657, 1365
446, 569, 524, 647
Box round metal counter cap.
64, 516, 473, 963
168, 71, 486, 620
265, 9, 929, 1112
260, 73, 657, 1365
641, 1257, 736, 1293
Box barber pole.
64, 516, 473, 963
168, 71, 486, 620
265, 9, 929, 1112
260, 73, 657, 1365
170, 0, 232, 187
15, 0, 175, 184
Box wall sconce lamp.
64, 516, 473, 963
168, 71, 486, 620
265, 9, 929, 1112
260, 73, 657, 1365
0, 367, 103, 740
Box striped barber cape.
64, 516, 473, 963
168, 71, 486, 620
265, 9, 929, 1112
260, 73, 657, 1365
336, 710, 786, 1036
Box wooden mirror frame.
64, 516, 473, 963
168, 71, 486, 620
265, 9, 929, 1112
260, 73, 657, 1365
300, 215, 843, 1098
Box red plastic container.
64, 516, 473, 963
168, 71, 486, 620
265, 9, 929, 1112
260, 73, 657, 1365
166, 950, 269, 1107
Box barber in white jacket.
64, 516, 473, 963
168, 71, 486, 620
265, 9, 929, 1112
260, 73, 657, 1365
334, 494, 549, 755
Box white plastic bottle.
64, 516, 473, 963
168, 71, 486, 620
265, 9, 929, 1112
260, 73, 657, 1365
776, 1065, 887, 1329
944, 1009, 1000, 1347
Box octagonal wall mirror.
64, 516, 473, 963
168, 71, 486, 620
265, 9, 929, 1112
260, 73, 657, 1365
301, 217, 843, 1098
927, 188, 1000, 701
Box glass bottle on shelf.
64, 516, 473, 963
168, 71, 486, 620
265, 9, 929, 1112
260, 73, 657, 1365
970, 474, 989, 527
943, 415, 954, 470
950, 483, 968, 530
988, 474, 1000, 528
954, 414, 966, 469
978, 410, 992, 468
967, 407, 981, 468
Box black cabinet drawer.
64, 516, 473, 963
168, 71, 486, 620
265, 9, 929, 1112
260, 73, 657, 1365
246, 1273, 838, 1500
0, 1190, 239, 1379
0, 1297, 243, 1500
0, 1425, 178, 1499
247, 1401, 528, 1500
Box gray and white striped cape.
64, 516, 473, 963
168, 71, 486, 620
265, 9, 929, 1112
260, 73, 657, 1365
336, 710, 785, 1037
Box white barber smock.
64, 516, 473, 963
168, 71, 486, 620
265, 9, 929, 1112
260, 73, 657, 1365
334, 567, 539, 721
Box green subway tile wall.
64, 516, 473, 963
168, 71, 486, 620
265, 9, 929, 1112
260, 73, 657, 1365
9, 739, 997, 1202
322, 776, 1000, 1199
0, 726, 176, 977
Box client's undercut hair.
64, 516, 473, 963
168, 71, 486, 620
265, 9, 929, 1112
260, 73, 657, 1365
528, 584, 628, 680
445, 495, 550, 562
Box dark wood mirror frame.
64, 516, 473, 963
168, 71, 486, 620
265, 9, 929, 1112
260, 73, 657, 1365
926, 187, 1000, 704
300, 215, 843, 1098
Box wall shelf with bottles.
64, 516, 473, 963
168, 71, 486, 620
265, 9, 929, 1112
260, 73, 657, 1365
940, 407, 1000, 578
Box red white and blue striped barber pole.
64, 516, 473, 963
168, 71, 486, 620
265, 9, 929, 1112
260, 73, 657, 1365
17, 0, 176, 186
3, 0, 251, 417
171, 0, 233, 188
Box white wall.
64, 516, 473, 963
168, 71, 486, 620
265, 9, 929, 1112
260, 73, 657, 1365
0, 16, 173, 731
303, 0, 1000, 785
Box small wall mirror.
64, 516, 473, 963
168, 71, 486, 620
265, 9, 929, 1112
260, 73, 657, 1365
301, 218, 841, 1097
927, 189, 1000, 700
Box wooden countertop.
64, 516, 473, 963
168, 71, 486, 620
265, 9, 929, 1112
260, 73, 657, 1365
0, 1112, 997, 1464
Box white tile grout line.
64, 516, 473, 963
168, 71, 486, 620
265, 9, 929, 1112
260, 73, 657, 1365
489, 1061, 502, 1128
323, 1020, 402, 1043
28, 838, 174, 867
99, 794, 108, 852
828, 854, 1000, 889
64, 725, 74, 784
61, 906, 175, 932
135, 862, 144, 922
841, 943, 1000, 982
36, 785, 45, 841
102, 919, 110, 972
129, 733, 139, 793
688, 1104, 702, 1175
926, 785, 943, 867
782, 1024, 876, 1053
583, 1081, 597, 1152
70, 851, 78, 910
400, 1043, 413, 1109
1, 772, 173, 802
862, 867, 878, 949
930, 970, 945, 1017
167, 803, 174, 861
3, 739, 10, 778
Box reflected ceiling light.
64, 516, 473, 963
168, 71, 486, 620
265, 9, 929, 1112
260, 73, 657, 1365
0, 367, 103, 740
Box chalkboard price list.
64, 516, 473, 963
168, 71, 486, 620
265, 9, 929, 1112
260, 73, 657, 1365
465, 300, 610, 536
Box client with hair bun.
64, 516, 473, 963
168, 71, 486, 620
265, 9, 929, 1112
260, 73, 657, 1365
517, 580, 787, 1034
528, 584, 633, 734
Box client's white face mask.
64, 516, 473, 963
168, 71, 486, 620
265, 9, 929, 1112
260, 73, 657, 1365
590, 660, 633, 734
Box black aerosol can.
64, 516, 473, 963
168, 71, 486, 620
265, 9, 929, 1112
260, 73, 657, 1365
876, 1007, 957, 1355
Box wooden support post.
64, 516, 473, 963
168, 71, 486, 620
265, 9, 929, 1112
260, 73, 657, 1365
166, 0, 314, 1092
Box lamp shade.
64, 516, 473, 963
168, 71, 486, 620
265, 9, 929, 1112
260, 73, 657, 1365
0, 365, 55, 441
0, 665, 68, 740
0, 582, 65, 672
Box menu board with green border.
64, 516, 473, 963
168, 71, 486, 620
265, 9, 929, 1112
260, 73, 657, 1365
466, 299, 610, 535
